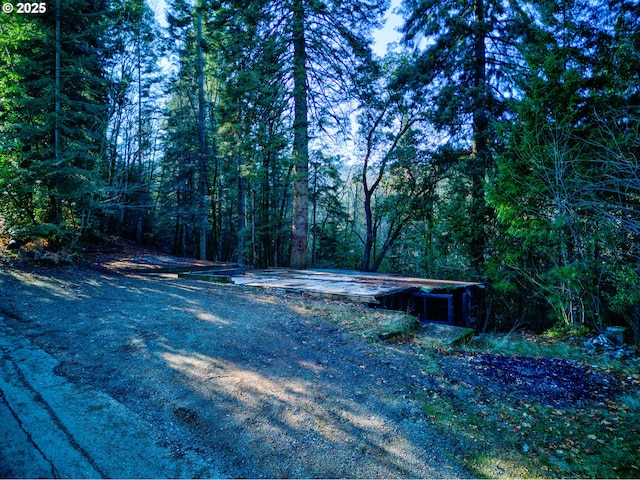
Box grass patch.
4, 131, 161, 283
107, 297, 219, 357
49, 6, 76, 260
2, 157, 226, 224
300, 300, 419, 342
296, 296, 640, 477
471, 331, 587, 360
418, 334, 640, 478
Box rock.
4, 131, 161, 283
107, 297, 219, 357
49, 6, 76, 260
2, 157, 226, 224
605, 326, 626, 346
35, 251, 62, 265
584, 334, 614, 352
584, 332, 636, 360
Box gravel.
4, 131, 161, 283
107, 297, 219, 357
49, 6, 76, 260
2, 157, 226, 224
0, 262, 471, 478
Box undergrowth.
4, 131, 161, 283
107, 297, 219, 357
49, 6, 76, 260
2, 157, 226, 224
298, 298, 640, 477
419, 333, 640, 478
301, 300, 419, 342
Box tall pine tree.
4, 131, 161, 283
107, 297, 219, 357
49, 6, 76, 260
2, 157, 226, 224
214, 0, 387, 268
0, 0, 112, 245
400, 0, 521, 276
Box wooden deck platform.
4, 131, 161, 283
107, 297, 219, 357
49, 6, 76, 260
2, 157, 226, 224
94, 254, 482, 328
180, 268, 484, 329
252, 270, 475, 301
181, 268, 478, 303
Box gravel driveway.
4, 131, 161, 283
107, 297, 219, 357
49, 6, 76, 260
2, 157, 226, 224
0, 263, 470, 478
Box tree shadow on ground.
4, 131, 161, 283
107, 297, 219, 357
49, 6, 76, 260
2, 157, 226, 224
0, 268, 470, 478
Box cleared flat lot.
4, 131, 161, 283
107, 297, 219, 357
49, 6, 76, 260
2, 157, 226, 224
0, 264, 470, 478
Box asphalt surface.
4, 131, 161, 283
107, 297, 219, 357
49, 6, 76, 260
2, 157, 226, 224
0, 314, 220, 478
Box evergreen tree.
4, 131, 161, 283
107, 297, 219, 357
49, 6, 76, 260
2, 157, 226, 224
400, 0, 520, 276
158, 0, 217, 258
0, 0, 112, 246
214, 0, 387, 269
211, 0, 291, 266
488, 0, 640, 332
102, 0, 163, 244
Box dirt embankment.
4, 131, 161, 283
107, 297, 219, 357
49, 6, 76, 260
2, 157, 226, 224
0, 261, 472, 478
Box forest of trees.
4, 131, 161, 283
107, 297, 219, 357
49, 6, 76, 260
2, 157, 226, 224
0, 0, 638, 339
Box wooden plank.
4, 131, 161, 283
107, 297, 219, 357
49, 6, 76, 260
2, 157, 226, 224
143, 265, 236, 274
230, 270, 409, 299
177, 268, 482, 314
178, 272, 233, 283
272, 288, 379, 304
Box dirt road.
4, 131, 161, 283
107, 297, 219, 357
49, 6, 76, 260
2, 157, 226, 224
0, 263, 470, 478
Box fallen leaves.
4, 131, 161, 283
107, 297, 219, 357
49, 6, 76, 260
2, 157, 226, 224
423, 350, 640, 479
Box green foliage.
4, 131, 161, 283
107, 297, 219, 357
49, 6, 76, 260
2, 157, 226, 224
544, 322, 593, 340
400, 0, 521, 275
419, 334, 640, 478
0, 0, 114, 247
605, 265, 640, 344
486, 0, 640, 332
608, 266, 640, 316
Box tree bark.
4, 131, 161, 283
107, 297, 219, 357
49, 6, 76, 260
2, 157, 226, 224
470, 0, 489, 275
196, 12, 208, 260
359, 104, 413, 272
290, 0, 309, 269
55, 0, 61, 166
53, 0, 62, 223
237, 159, 246, 266
361, 188, 374, 272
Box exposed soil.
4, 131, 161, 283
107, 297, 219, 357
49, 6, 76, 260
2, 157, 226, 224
0, 256, 470, 478
0, 250, 634, 478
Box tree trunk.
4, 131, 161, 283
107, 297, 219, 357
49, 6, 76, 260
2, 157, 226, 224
290, 0, 309, 269
361, 189, 374, 272
55, 0, 61, 167
237, 159, 246, 266
370, 215, 410, 273
311, 161, 318, 267
53, 0, 62, 224
470, 0, 489, 275
136, 214, 143, 246
196, 12, 208, 260
173, 190, 182, 256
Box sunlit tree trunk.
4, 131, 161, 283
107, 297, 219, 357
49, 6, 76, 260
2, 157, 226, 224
196, 12, 208, 260
290, 0, 309, 269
